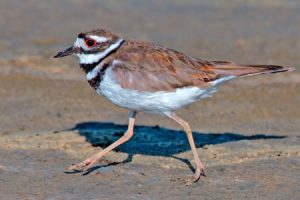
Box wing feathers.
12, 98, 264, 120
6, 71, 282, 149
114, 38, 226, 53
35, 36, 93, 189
106, 41, 292, 92
211, 61, 293, 77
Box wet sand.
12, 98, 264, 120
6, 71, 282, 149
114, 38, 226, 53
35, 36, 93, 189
0, 0, 299, 199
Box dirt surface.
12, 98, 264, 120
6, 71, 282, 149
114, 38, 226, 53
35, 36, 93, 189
0, 0, 299, 199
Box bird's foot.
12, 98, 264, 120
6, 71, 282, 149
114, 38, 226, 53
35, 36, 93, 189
67, 156, 98, 172
184, 167, 206, 186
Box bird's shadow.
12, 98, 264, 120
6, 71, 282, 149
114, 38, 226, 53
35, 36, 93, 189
64, 122, 286, 175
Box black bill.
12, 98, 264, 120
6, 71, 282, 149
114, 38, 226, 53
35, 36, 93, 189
54, 46, 79, 58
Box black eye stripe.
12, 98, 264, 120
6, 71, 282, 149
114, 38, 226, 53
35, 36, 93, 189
80, 47, 86, 53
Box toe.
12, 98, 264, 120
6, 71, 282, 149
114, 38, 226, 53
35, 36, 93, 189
67, 163, 81, 171
184, 167, 206, 186
185, 178, 194, 186
200, 168, 206, 177
68, 161, 90, 171
82, 162, 95, 172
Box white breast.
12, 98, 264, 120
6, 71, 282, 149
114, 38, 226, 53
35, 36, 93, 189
97, 67, 235, 114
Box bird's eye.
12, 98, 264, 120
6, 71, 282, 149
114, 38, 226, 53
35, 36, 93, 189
85, 39, 96, 47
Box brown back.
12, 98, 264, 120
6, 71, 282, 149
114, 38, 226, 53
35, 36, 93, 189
103, 40, 291, 92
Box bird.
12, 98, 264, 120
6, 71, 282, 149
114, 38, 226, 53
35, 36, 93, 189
54, 29, 293, 185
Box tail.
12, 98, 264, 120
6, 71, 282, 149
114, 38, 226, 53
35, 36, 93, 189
211, 61, 294, 77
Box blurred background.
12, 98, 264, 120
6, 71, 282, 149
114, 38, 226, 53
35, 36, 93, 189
0, 0, 299, 133
0, 0, 299, 199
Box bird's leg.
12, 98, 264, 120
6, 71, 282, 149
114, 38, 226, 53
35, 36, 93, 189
166, 112, 206, 185
68, 111, 137, 172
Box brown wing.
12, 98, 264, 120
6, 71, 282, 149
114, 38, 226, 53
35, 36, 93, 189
108, 41, 291, 92
210, 61, 291, 77
109, 41, 220, 92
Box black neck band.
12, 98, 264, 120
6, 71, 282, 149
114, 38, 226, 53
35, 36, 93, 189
79, 39, 124, 74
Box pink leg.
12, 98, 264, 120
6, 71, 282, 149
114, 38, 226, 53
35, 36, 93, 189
68, 111, 137, 172
166, 112, 206, 185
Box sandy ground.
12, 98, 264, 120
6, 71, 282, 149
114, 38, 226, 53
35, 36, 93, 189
0, 0, 299, 199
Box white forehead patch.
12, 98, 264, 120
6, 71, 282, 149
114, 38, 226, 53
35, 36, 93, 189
74, 38, 88, 50
89, 35, 108, 43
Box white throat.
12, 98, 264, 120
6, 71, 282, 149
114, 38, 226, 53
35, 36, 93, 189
76, 38, 124, 64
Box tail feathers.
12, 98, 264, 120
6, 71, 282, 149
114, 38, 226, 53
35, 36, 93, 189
211, 61, 294, 77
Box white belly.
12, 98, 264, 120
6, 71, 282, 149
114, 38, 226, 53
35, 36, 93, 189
97, 68, 235, 114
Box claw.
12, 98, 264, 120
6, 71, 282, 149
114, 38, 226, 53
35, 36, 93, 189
67, 159, 93, 171
184, 167, 206, 186
200, 168, 206, 176
82, 161, 96, 172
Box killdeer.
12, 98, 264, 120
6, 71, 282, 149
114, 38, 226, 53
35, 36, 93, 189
54, 29, 293, 185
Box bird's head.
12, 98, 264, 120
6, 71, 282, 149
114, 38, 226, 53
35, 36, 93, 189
54, 29, 124, 64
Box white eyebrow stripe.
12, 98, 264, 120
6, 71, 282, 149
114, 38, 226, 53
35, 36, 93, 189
79, 38, 124, 64
74, 36, 109, 51
89, 35, 109, 43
